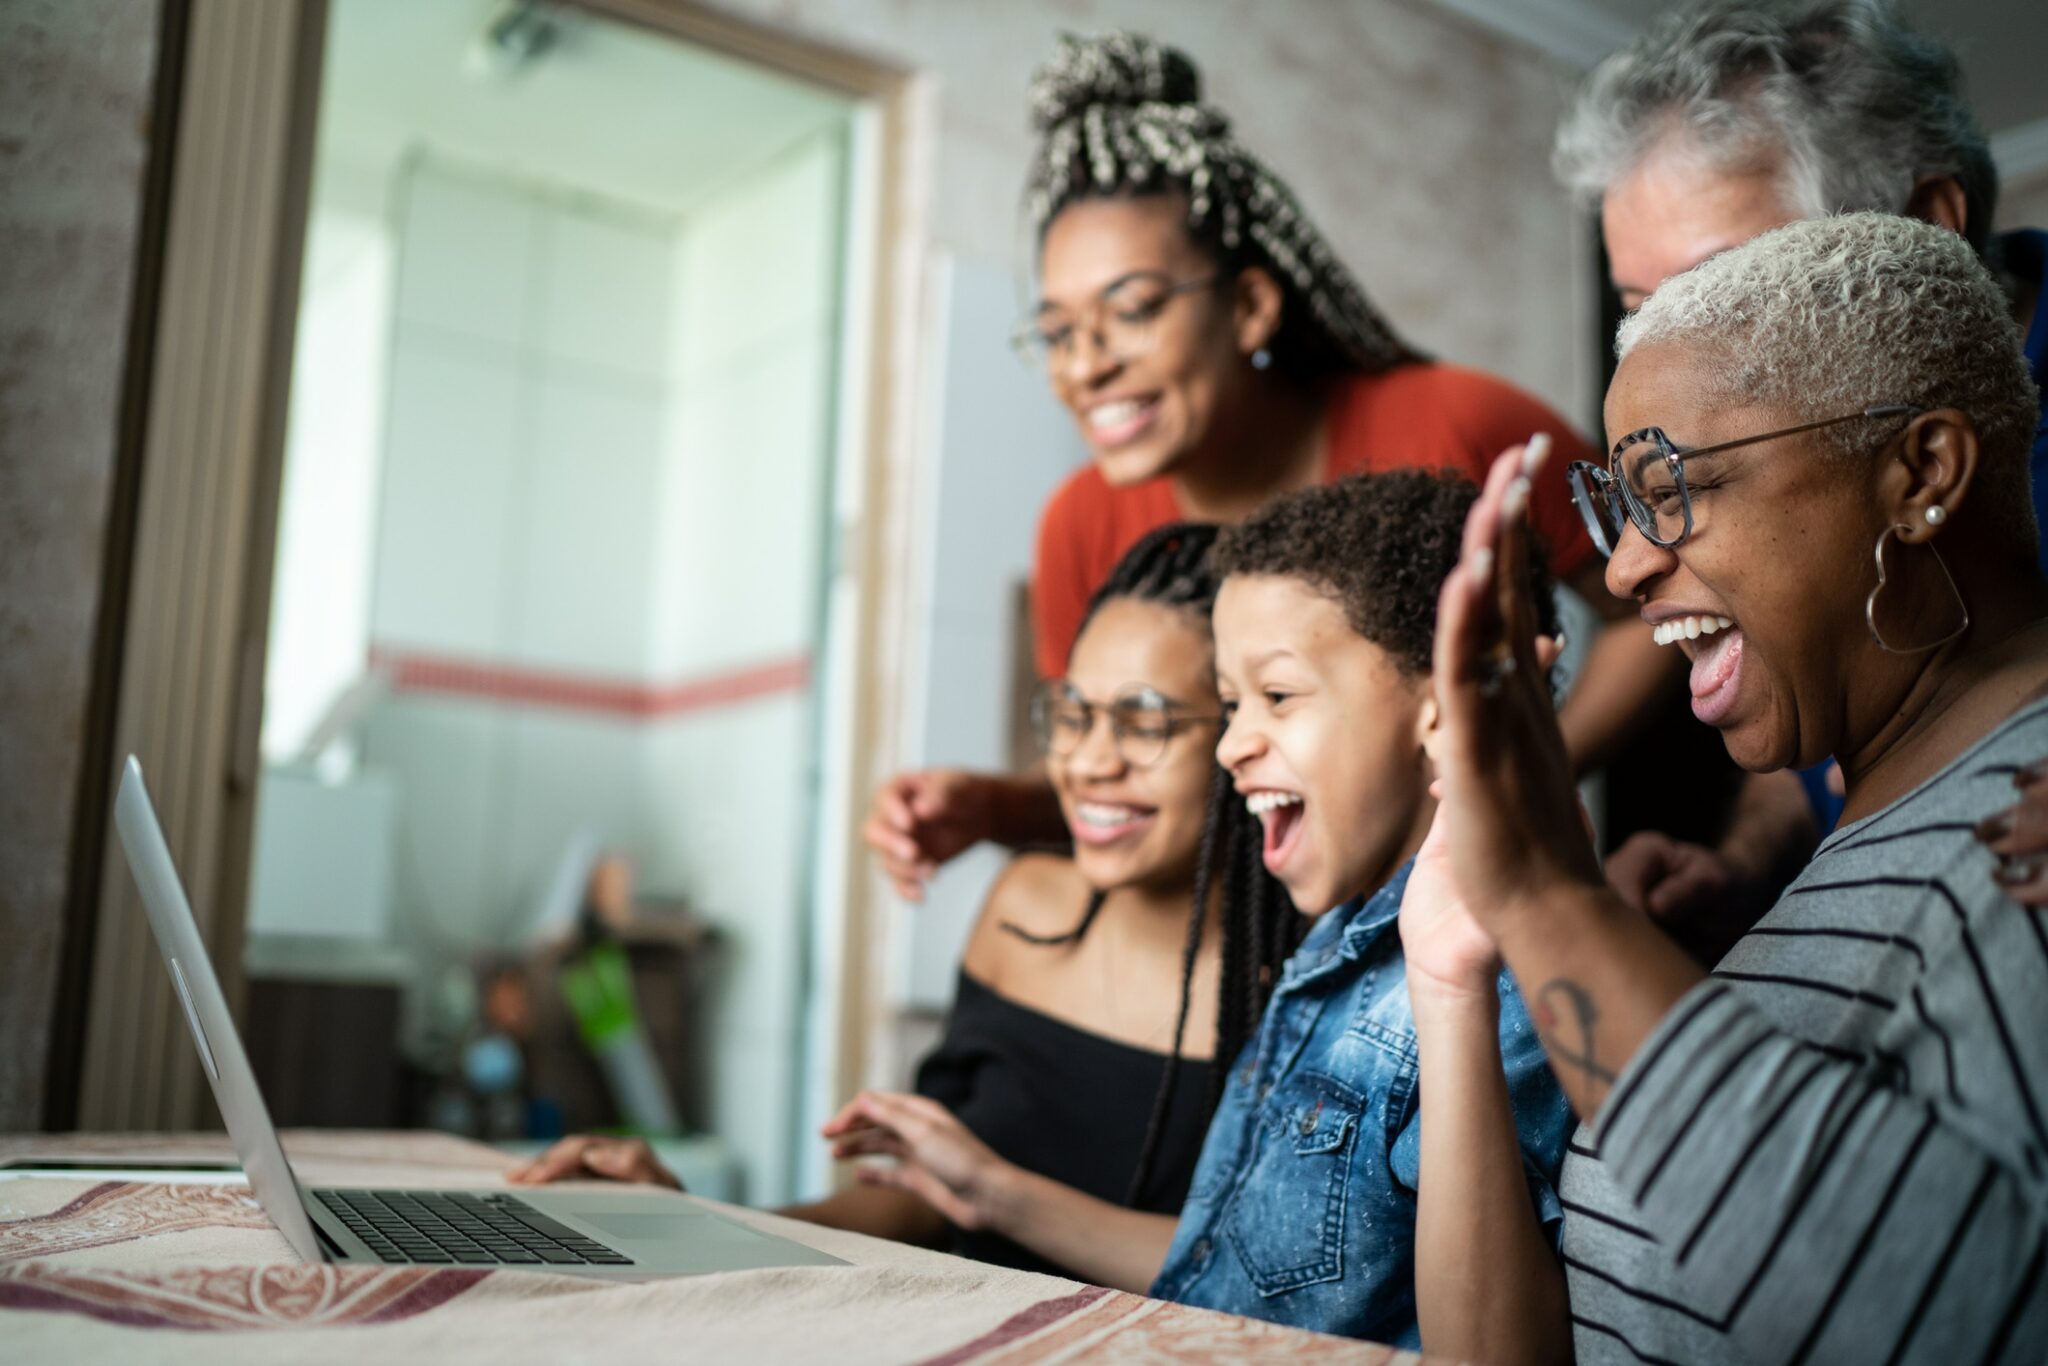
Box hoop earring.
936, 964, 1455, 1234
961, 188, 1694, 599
1865, 524, 1970, 654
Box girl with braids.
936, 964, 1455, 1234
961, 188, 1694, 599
866, 28, 1671, 902
817, 523, 1291, 1286
517, 524, 1295, 1287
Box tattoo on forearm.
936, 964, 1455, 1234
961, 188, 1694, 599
1534, 979, 1615, 1092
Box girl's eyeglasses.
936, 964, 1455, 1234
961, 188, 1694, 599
1030, 681, 1222, 768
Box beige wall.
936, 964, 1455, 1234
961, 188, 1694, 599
0, 0, 165, 1129
709, 0, 1596, 423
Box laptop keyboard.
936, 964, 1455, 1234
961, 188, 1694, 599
316, 1189, 635, 1267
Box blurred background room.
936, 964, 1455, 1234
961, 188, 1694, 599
6, 0, 2046, 1209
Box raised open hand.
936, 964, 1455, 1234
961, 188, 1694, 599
1429, 437, 1606, 931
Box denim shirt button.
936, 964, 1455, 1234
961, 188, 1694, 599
1298, 1110, 1318, 1136
1191, 1237, 1212, 1265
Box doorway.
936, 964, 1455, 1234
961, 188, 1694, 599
248, 0, 861, 1204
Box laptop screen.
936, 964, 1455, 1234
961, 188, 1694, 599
114, 756, 326, 1263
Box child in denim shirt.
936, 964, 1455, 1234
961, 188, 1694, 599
1149, 470, 1572, 1347
822, 472, 1571, 1347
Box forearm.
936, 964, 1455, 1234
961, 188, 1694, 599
1490, 885, 1707, 1119
983, 1165, 1178, 1292
777, 1184, 949, 1247
1715, 767, 1818, 884
986, 765, 1070, 849
1411, 987, 1570, 1366
1555, 618, 1673, 775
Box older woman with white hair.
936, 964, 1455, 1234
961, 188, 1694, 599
1404, 212, 2048, 1364
1553, 0, 2048, 933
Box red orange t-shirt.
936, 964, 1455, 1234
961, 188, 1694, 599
1031, 362, 1600, 678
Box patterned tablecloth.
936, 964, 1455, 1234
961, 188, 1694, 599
0, 1131, 1415, 1364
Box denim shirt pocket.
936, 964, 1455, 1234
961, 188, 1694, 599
1219, 1074, 1365, 1295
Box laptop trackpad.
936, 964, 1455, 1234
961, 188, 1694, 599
581, 1211, 766, 1243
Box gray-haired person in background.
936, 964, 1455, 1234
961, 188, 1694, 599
1552, 0, 2048, 935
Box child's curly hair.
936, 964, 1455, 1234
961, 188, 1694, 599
1211, 468, 1560, 675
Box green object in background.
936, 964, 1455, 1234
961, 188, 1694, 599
561, 942, 638, 1048
559, 941, 682, 1137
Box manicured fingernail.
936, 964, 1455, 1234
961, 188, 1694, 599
1467, 546, 1494, 584
1521, 433, 1553, 476
1995, 858, 2040, 886
1977, 811, 2014, 842
2016, 762, 2048, 788
1503, 477, 1530, 520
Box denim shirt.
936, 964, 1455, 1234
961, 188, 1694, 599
1149, 860, 1571, 1347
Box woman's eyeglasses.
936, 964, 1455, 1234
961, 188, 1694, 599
1030, 681, 1222, 768
1012, 273, 1220, 372
1567, 404, 1925, 556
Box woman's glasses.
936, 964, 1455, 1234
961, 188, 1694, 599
1012, 272, 1220, 371
1567, 404, 1925, 556
1030, 681, 1222, 768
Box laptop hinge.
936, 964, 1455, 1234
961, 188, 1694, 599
310, 1217, 352, 1263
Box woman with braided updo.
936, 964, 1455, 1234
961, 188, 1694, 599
518, 525, 1295, 1287
866, 29, 1669, 899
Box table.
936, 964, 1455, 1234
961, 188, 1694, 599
0, 1131, 1414, 1363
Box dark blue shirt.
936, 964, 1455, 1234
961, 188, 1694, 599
2008, 227, 2048, 566
1149, 860, 1571, 1346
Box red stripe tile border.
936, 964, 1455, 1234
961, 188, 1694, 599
367, 646, 811, 721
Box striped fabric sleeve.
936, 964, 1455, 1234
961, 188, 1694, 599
1585, 888, 2048, 1363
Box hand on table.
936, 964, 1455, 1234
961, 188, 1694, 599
821, 1091, 1008, 1232
862, 769, 999, 901
1978, 762, 2048, 905
505, 1135, 682, 1190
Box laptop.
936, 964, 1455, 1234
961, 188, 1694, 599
113, 755, 844, 1280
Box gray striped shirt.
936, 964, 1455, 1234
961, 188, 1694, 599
1560, 698, 2048, 1364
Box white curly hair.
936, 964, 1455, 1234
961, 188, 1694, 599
1553, 1, 1999, 256
1617, 212, 2040, 547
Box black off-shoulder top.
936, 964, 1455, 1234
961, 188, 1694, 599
912, 969, 1217, 1279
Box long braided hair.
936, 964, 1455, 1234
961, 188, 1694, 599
1004, 521, 1298, 1206
1024, 29, 1422, 380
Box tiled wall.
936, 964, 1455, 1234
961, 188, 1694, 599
263, 154, 392, 761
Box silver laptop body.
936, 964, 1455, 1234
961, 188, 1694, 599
113, 755, 843, 1280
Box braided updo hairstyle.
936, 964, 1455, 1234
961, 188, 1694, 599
1024, 29, 1421, 379
1006, 521, 1298, 1205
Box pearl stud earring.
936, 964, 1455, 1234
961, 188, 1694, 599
1925, 505, 1947, 526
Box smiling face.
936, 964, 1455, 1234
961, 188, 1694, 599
1211, 574, 1435, 916
1603, 339, 1906, 771
1035, 195, 1254, 487
1602, 139, 1804, 310
1047, 596, 1221, 894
